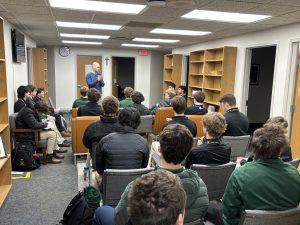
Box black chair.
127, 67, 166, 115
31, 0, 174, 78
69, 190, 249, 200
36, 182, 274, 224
222, 135, 251, 161
288, 158, 300, 169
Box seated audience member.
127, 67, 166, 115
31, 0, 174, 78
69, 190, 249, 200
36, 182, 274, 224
95, 107, 149, 180
33, 87, 44, 103
177, 85, 187, 98
185, 112, 230, 169
219, 94, 249, 136
83, 96, 119, 153
169, 82, 176, 90
150, 89, 176, 115
93, 124, 209, 225
131, 91, 150, 116
72, 86, 89, 108
163, 96, 197, 137
77, 88, 103, 117
127, 170, 186, 225
222, 125, 300, 225
185, 91, 208, 115
15, 101, 65, 163
119, 87, 134, 108
14, 85, 30, 113
26, 84, 37, 110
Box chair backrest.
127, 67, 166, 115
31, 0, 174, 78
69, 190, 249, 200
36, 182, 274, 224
288, 158, 300, 169
222, 135, 251, 161
71, 108, 78, 118
103, 168, 154, 207
9, 113, 18, 129
190, 162, 236, 201
48, 97, 55, 109
136, 115, 153, 134
186, 115, 204, 137
152, 107, 174, 135
239, 206, 300, 225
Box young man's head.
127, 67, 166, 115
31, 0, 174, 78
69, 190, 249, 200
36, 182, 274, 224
171, 96, 187, 115
164, 89, 176, 100
169, 82, 176, 90
128, 170, 186, 225
27, 85, 37, 97
193, 91, 205, 104
17, 85, 30, 100
36, 88, 45, 98
264, 116, 288, 130
80, 86, 88, 97
177, 85, 186, 96
92, 62, 101, 73
159, 124, 193, 165
124, 87, 134, 98
118, 107, 140, 129
101, 96, 119, 115
34, 101, 48, 114
131, 91, 145, 104
219, 94, 236, 111
252, 124, 288, 160
87, 88, 101, 103
203, 112, 227, 138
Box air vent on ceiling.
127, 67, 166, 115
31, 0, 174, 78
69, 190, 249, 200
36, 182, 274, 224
110, 36, 131, 41
126, 21, 163, 29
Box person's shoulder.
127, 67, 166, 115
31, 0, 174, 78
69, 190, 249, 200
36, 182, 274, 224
178, 169, 206, 188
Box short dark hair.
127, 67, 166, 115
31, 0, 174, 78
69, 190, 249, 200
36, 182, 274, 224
171, 96, 186, 114
87, 88, 101, 103
193, 91, 205, 103
128, 170, 186, 225
102, 96, 119, 115
219, 94, 236, 106
118, 107, 141, 129
203, 112, 227, 138
80, 86, 88, 97
178, 85, 186, 94
131, 91, 145, 104
252, 124, 288, 160
36, 88, 45, 95
17, 85, 30, 99
169, 82, 176, 89
124, 87, 134, 98
34, 101, 48, 114
160, 124, 193, 164
27, 85, 37, 93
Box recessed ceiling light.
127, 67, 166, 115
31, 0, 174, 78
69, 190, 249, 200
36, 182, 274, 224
60, 33, 110, 39
62, 40, 103, 45
182, 10, 271, 23
56, 21, 121, 30
49, 0, 146, 14
133, 38, 179, 43
150, 28, 211, 36
122, 43, 159, 48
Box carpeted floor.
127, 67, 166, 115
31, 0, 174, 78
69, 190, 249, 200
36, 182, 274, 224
0, 147, 78, 225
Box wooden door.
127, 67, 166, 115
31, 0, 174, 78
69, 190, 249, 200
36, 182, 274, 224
76, 55, 102, 98
112, 57, 118, 97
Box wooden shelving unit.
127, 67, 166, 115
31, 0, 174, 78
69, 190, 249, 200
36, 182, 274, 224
0, 17, 12, 208
32, 48, 48, 102
163, 54, 183, 93
187, 47, 237, 111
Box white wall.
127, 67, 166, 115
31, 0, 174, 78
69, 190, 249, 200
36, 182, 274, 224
3, 20, 36, 114
172, 22, 300, 118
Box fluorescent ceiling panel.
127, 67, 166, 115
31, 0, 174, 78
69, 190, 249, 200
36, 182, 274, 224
56, 21, 122, 30
62, 40, 103, 45
49, 0, 146, 14
60, 33, 110, 39
182, 10, 271, 23
133, 38, 179, 43
151, 28, 211, 36
122, 43, 159, 48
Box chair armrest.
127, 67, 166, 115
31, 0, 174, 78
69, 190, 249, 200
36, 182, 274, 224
12, 128, 43, 146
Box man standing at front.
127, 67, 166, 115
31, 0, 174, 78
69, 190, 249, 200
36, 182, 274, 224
86, 62, 105, 94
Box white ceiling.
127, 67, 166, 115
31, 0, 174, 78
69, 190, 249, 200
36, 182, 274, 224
1, 0, 300, 50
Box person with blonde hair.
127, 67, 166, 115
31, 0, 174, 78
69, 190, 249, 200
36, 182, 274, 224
72, 86, 89, 108
150, 88, 176, 115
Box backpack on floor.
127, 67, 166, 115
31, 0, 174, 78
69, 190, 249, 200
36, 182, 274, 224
11, 142, 40, 171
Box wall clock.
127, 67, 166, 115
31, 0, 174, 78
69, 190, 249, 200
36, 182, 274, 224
59, 46, 70, 57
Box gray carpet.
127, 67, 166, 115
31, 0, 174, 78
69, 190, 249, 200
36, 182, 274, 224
0, 148, 78, 225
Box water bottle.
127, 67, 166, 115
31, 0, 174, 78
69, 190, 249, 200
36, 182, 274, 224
83, 165, 89, 181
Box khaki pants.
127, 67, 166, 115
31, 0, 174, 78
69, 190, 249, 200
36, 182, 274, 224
40, 130, 57, 154
148, 141, 161, 167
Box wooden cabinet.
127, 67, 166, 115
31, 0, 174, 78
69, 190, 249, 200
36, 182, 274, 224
0, 17, 12, 207
187, 47, 237, 111
32, 48, 48, 102
163, 54, 183, 93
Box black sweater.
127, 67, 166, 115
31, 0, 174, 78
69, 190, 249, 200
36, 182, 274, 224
163, 116, 197, 137
77, 102, 103, 117
224, 107, 249, 136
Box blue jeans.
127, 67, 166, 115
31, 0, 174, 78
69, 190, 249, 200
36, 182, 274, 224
93, 205, 115, 225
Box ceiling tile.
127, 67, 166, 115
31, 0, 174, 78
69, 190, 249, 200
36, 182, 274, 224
245, 4, 299, 16
200, 0, 261, 13
271, 0, 300, 6
142, 6, 190, 18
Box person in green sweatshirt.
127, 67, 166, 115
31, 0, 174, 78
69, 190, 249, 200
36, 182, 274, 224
72, 86, 89, 108
119, 87, 134, 108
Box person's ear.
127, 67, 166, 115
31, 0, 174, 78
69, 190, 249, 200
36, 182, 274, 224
175, 213, 184, 225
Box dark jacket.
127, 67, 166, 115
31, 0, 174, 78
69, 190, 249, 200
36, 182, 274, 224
15, 106, 47, 141
131, 103, 150, 115
150, 99, 171, 115
185, 104, 208, 115
224, 107, 249, 136
163, 116, 197, 137
83, 115, 118, 151
14, 98, 26, 113
33, 96, 41, 103
185, 137, 231, 169
77, 102, 103, 117
95, 125, 149, 175
25, 96, 35, 110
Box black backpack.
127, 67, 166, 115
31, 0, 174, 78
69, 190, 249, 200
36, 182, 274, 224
12, 142, 40, 171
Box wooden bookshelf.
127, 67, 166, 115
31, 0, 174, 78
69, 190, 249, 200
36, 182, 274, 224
0, 17, 12, 208
163, 54, 183, 94
187, 47, 237, 111
32, 48, 48, 103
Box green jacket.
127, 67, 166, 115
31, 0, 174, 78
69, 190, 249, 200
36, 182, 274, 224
72, 97, 89, 108
114, 167, 209, 225
222, 158, 300, 225
120, 98, 134, 108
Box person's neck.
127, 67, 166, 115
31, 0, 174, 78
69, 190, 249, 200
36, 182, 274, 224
159, 158, 182, 170
226, 106, 238, 112
174, 113, 184, 116
194, 102, 203, 105
205, 133, 215, 139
